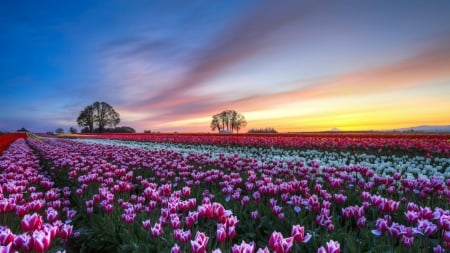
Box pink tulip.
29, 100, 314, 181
317, 240, 340, 253
46, 207, 59, 223
151, 223, 163, 237
0, 242, 13, 253
417, 219, 437, 236
0, 228, 13, 246
291, 225, 311, 243
401, 235, 414, 248
170, 243, 181, 253
190, 231, 209, 253
256, 247, 270, 253
20, 213, 43, 232
31, 230, 51, 253
357, 216, 367, 228
232, 240, 256, 253
216, 225, 227, 243
13, 233, 31, 251
142, 219, 151, 230
59, 224, 73, 240
268, 232, 283, 252
251, 210, 259, 220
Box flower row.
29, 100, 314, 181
74, 138, 450, 179
0, 139, 75, 252
0, 133, 27, 155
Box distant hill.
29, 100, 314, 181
394, 125, 450, 133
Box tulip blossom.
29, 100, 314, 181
13, 233, 31, 251
216, 224, 227, 243
190, 231, 209, 253
317, 240, 340, 253
31, 230, 51, 253
20, 213, 43, 232
232, 240, 256, 253
291, 225, 311, 243
59, 224, 73, 240
151, 223, 163, 237
0, 228, 13, 246
171, 244, 181, 253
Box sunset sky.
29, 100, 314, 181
1, 1, 450, 133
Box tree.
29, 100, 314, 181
210, 114, 222, 133
69, 127, 78, 134
110, 126, 136, 133
210, 110, 247, 133
77, 101, 120, 133
232, 112, 247, 133
248, 127, 278, 133
92, 102, 120, 133
77, 105, 95, 132
55, 128, 64, 134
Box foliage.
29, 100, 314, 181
77, 105, 95, 132
69, 127, 78, 134
211, 110, 247, 133
248, 127, 278, 133
55, 128, 64, 134
102, 126, 136, 133
77, 101, 120, 133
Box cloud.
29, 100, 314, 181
123, 32, 450, 132
225, 34, 450, 108
97, 4, 450, 132
131, 1, 321, 104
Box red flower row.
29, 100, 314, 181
0, 133, 27, 155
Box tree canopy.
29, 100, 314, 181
210, 110, 247, 133
77, 101, 120, 133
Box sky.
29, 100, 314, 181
1, 1, 450, 133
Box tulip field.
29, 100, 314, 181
1, 133, 450, 253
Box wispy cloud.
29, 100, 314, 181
111, 1, 323, 129
121, 32, 450, 131
146, 1, 321, 101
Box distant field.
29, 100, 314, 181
64, 132, 450, 157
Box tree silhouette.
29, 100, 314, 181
77, 105, 95, 132
92, 102, 120, 133
210, 110, 247, 133
77, 101, 120, 133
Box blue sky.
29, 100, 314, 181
1, 1, 450, 133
